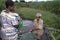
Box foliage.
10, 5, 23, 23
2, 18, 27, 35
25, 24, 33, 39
20, 0, 25, 2
15, 1, 60, 15
15, 7, 59, 29
0, 0, 5, 12
53, 32, 60, 40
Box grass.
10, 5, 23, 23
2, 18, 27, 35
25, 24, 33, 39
15, 7, 58, 29
53, 32, 60, 40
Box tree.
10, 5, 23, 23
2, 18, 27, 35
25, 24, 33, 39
20, 0, 25, 2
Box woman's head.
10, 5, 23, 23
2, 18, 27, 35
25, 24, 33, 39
36, 13, 42, 20
5, 0, 15, 11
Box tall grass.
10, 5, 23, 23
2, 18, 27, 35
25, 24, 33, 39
15, 7, 59, 29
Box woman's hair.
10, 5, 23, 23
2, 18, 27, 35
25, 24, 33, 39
5, 0, 14, 8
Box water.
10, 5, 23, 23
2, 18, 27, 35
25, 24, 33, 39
20, 20, 34, 32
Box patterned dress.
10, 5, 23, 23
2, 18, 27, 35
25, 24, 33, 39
0, 10, 21, 28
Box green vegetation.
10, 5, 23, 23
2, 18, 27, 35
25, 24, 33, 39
0, 0, 5, 11
15, 7, 58, 29
53, 32, 60, 40
15, 1, 60, 15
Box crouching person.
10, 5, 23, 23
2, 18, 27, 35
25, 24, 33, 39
34, 13, 44, 40
0, 0, 21, 40
31, 13, 44, 40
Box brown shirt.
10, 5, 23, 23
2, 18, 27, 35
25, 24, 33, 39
34, 19, 43, 30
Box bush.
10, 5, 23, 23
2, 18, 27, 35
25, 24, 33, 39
0, 0, 5, 12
